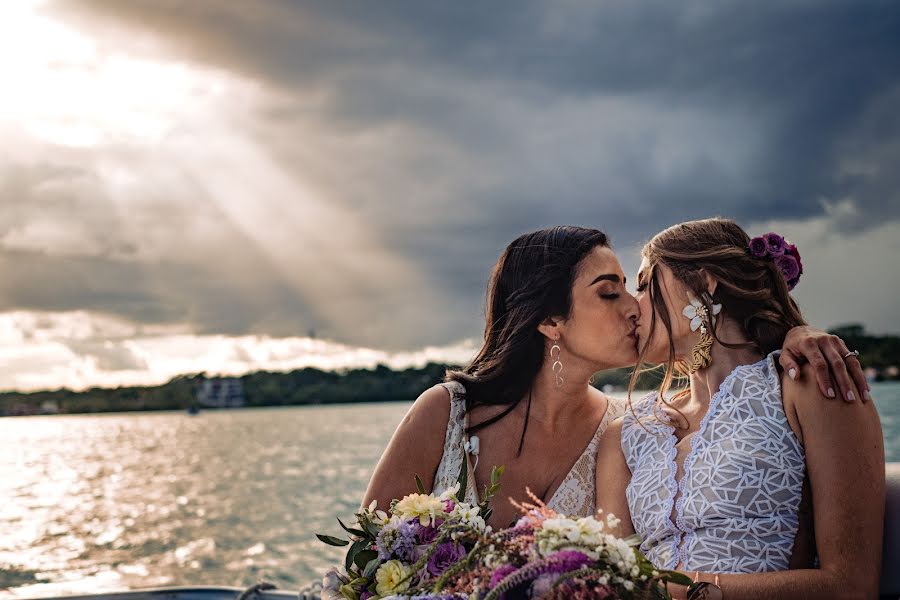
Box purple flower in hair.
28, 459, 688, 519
786, 243, 803, 274
763, 232, 786, 256
748, 236, 768, 257
774, 254, 800, 282
426, 542, 466, 577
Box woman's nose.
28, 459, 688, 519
625, 293, 641, 320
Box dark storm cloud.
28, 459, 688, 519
6, 0, 899, 347
54, 0, 900, 236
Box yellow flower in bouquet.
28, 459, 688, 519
374, 559, 412, 596
393, 492, 446, 526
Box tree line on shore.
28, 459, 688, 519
1, 324, 897, 416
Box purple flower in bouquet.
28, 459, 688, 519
426, 542, 467, 577
489, 564, 518, 588
376, 520, 418, 562
748, 236, 768, 258
488, 550, 592, 598
539, 550, 592, 575
763, 232, 786, 255
359, 592, 373, 600
774, 254, 800, 283
418, 519, 444, 544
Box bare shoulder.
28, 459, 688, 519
401, 384, 454, 436
598, 416, 626, 451
362, 384, 454, 507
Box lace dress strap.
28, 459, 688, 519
431, 381, 480, 504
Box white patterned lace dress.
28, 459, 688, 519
621, 351, 806, 573
431, 381, 625, 517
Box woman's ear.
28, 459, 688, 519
699, 269, 718, 297
536, 316, 562, 341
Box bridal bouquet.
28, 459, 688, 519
317, 469, 689, 600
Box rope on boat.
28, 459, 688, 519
235, 577, 322, 600
236, 582, 277, 600
296, 580, 323, 600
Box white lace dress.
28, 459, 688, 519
621, 351, 806, 573
431, 380, 625, 517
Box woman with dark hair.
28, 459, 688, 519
363, 224, 868, 531
596, 218, 884, 599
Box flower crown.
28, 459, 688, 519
748, 232, 803, 291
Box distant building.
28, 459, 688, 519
40, 400, 60, 414
195, 377, 245, 408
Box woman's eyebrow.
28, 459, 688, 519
588, 273, 624, 286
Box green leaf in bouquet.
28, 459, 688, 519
456, 449, 468, 496
360, 517, 381, 539
337, 516, 368, 538
480, 464, 504, 505
315, 534, 349, 547
659, 570, 694, 586
345, 538, 370, 572
415, 474, 426, 494
363, 556, 381, 579
354, 549, 378, 571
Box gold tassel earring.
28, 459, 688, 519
682, 293, 721, 373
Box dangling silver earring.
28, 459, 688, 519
550, 342, 564, 388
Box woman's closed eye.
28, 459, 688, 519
600, 292, 620, 300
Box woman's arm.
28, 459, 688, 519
781, 326, 870, 403
671, 365, 885, 600
595, 417, 635, 537
361, 384, 453, 510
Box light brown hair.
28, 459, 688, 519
628, 218, 806, 407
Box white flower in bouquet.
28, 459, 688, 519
437, 482, 460, 501
535, 515, 607, 558
365, 499, 390, 525
575, 515, 605, 544
598, 533, 637, 574
451, 503, 487, 532
605, 512, 621, 530
374, 559, 413, 596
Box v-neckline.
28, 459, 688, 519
463, 396, 611, 507
660, 358, 767, 567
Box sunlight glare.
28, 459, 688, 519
0, 2, 227, 147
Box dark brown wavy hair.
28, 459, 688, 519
628, 218, 806, 406
446, 226, 609, 455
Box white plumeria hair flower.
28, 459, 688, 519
682, 293, 722, 333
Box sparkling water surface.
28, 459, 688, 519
2, 383, 898, 597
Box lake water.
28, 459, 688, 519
2, 382, 898, 598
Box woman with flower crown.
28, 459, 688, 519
596, 218, 884, 599
363, 225, 870, 534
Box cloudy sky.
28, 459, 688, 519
1, 0, 898, 391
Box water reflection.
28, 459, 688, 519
1, 384, 898, 597
0, 403, 410, 597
